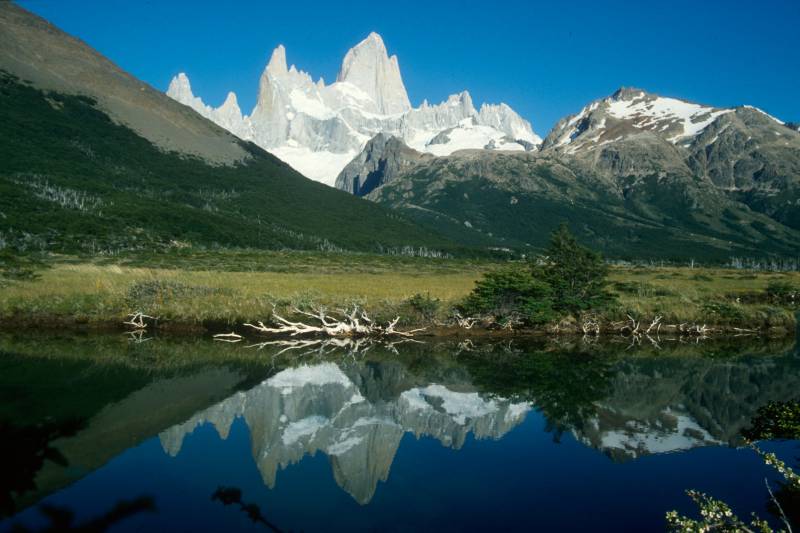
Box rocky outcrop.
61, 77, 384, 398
335, 133, 433, 195
540, 89, 800, 231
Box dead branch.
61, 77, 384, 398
123, 311, 156, 329
453, 312, 480, 329
244, 305, 425, 338
645, 315, 662, 334
213, 332, 243, 342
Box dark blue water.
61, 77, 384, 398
1, 335, 798, 532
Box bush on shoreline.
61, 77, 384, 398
459, 224, 616, 327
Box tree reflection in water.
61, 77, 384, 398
211, 487, 283, 532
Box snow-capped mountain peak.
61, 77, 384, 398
166, 33, 540, 185
543, 87, 734, 153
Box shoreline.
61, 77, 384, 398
1, 312, 794, 339
1, 259, 798, 340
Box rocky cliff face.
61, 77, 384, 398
166, 33, 539, 185
336, 32, 411, 115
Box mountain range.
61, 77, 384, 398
2, 1, 799, 261
166, 33, 540, 185
0, 3, 451, 255
165, 30, 800, 260
335, 88, 800, 259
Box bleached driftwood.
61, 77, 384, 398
123, 311, 156, 329
451, 312, 480, 330
645, 315, 662, 334
213, 332, 243, 343
245, 336, 421, 359
244, 305, 426, 338
125, 329, 152, 344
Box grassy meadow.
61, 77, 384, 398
0, 250, 797, 333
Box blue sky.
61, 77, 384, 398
18, 0, 799, 134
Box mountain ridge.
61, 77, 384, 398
0, 3, 457, 255
0, 1, 249, 165
333, 86, 800, 259
166, 33, 540, 185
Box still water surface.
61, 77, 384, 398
1, 333, 798, 531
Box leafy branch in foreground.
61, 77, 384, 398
666, 400, 800, 532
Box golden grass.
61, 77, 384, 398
1, 261, 797, 328
0, 263, 485, 323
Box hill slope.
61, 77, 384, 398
0, 3, 452, 254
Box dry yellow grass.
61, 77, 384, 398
0, 263, 484, 323
1, 261, 797, 328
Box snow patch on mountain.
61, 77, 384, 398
606, 92, 731, 142
167, 33, 539, 185
546, 88, 736, 152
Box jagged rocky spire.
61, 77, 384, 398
336, 32, 411, 115
165, 33, 540, 185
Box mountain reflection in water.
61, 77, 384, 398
160, 362, 532, 504
1, 334, 798, 531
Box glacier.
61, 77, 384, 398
167, 32, 540, 185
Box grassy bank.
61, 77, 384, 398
0, 251, 797, 334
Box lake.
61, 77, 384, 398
1, 333, 798, 532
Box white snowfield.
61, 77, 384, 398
167, 32, 540, 185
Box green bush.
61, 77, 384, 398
0, 251, 47, 281
460, 267, 555, 325
405, 292, 440, 320
765, 280, 797, 303
742, 399, 800, 441
701, 300, 744, 323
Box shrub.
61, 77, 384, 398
126, 279, 232, 307
532, 224, 615, 317
405, 292, 440, 320
765, 281, 797, 303
742, 399, 800, 441
461, 267, 554, 325
701, 300, 744, 323
0, 251, 46, 281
